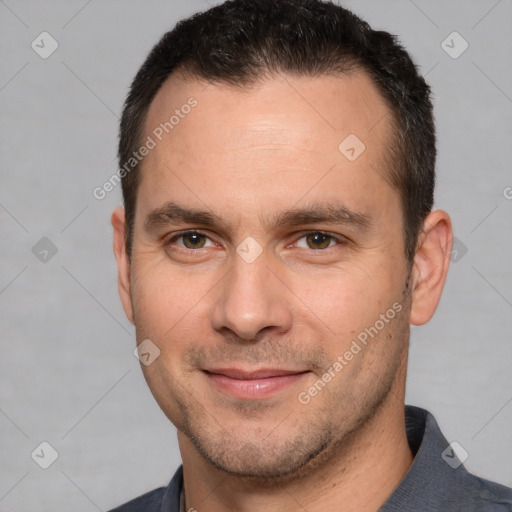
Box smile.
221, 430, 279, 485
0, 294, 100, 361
203, 368, 310, 400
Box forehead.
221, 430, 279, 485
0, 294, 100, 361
138, 70, 396, 227
145, 69, 391, 147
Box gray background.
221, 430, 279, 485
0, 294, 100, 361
1, 0, 511, 510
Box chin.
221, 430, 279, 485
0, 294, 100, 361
182, 412, 338, 484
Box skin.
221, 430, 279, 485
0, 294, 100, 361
112, 70, 453, 511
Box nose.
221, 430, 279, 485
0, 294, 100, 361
210, 251, 293, 341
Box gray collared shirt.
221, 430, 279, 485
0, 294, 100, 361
109, 405, 512, 511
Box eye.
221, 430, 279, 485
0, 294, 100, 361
168, 231, 215, 250
295, 232, 342, 250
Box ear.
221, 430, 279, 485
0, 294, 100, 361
111, 207, 135, 325
410, 209, 453, 326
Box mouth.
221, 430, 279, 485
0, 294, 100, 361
203, 367, 310, 400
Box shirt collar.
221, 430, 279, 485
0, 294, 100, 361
380, 405, 477, 510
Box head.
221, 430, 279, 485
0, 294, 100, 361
112, 0, 452, 481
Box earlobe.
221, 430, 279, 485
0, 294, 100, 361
409, 210, 453, 326
111, 207, 135, 325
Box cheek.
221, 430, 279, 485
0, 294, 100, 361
296, 263, 396, 337
131, 266, 188, 338
131, 263, 218, 356
295, 265, 406, 380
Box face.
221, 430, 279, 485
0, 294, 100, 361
115, 71, 416, 480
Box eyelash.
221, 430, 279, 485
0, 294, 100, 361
165, 230, 347, 253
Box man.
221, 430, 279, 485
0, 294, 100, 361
109, 0, 512, 510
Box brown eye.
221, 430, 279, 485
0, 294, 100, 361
305, 232, 334, 250
165, 230, 218, 259
181, 232, 207, 249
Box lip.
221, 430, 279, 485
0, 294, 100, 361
203, 368, 310, 400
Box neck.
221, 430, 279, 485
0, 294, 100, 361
178, 375, 413, 512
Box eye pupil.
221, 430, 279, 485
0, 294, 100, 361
306, 232, 331, 249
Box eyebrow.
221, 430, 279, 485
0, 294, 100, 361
144, 202, 228, 234
144, 201, 372, 235
272, 202, 372, 231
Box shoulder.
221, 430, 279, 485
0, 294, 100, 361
464, 473, 512, 511
107, 465, 183, 512
107, 487, 167, 512
383, 406, 512, 511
